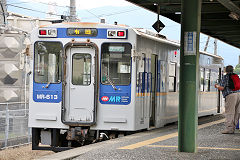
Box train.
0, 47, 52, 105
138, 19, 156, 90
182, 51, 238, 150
28, 22, 224, 151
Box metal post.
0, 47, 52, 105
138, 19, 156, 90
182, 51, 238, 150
178, 0, 202, 153
5, 103, 9, 148
214, 39, 218, 55
204, 36, 210, 52
28, 127, 32, 143
70, 0, 77, 22
25, 55, 27, 116
0, 0, 7, 25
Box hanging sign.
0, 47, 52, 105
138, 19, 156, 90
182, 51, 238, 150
184, 32, 196, 56
152, 20, 165, 33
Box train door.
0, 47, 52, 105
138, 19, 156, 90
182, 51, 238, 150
150, 54, 158, 127
64, 47, 96, 124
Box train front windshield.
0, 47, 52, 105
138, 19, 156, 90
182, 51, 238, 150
34, 42, 62, 83
101, 43, 131, 85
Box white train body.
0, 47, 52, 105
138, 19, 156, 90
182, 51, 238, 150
28, 22, 223, 151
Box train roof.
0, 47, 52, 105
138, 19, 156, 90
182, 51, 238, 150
39, 22, 130, 29
38, 22, 223, 60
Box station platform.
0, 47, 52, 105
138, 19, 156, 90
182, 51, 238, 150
37, 114, 240, 160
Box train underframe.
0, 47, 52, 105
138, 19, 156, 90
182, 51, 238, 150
32, 127, 133, 152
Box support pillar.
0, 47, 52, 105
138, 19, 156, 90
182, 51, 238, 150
70, 0, 77, 22
178, 0, 202, 153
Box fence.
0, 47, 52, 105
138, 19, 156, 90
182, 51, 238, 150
0, 102, 31, 149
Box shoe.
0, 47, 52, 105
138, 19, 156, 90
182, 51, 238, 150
221, 130, 234, 134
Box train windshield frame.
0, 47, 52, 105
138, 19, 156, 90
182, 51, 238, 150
34, 41, 62, 84
101, 43, 131, 86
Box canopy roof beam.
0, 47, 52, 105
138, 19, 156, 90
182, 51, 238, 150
217, 0, 240, 16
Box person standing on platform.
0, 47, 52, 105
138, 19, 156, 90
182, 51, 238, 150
215, 65, 240, 134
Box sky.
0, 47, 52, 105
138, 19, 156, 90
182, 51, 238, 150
6, 0, 240, 67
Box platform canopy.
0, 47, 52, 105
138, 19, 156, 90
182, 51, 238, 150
126, 0, 240, 49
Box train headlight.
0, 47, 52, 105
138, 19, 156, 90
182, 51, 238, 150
38, 28, 57, 38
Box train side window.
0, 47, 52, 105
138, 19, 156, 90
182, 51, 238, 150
200, 68, 204, 91
136, 54, 146, 94
169, 62, 176, 92
141, 54, 146, 93
72, 53, 91, 85
139, 53, 145, 72
205, 69, 211, 92
210, 70, 218, 91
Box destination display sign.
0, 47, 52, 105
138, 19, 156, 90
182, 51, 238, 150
109, 46, 125, 52
67, 28, 98, 37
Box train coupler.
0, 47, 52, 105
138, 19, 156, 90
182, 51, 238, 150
66, 127, 89, 141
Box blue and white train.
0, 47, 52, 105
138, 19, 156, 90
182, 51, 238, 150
28, 22, 224, 151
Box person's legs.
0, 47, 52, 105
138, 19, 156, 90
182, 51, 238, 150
233, 92, 240, 128
223, 93, 238, 134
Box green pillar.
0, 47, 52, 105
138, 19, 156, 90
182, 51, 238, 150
178, 0, 202, 153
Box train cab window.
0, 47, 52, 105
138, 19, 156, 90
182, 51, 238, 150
34, 42, 62, 83
169, 62, 176, 92
101, 43, 131, 85
72, 53, 91, 85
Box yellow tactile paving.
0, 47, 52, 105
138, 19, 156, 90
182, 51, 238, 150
118, 119, 225, 150
118, 132, 178, 150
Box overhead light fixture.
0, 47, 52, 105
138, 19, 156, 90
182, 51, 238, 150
175, 12, 181, 15
229, 12, 239, 20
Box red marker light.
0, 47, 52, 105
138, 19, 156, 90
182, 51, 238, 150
39, 30, 47, 35
117, 31, 125, 37
174, 51, 177, 55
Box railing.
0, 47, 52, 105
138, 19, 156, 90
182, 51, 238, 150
0, 102, 31, 149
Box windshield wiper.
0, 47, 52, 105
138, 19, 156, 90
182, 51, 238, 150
45, 82, 51, 88
104, 72, 119, 91
44, 80, 60, 88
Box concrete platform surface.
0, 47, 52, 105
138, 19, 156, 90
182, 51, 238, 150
37, 114, 240, 160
